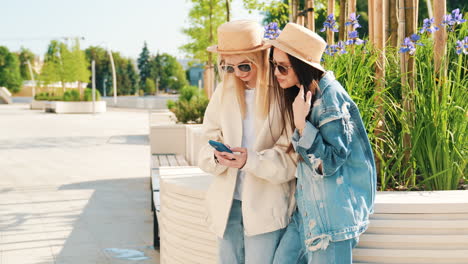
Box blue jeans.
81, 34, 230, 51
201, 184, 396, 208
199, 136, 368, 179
273, 209, 358, 264
218, 199, 284, 264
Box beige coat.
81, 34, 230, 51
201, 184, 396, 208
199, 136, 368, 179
198, 82, 297, 238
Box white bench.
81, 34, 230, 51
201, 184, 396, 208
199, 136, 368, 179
157, 171, 468, 264
150, 154, 188, 248
158, 166, 217, 264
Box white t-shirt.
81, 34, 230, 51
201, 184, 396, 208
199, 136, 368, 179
234, 89, 256, 201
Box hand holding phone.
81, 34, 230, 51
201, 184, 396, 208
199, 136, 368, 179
208, 140, 233, 153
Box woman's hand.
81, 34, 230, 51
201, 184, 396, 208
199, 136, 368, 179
214, 147, 248, 169
292, 85, 312, 132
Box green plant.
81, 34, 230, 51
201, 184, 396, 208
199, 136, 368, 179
62, 90, 81, 102
83, 88, 101, 101
166, 86, 208, 124
320, 10, 467, 191
409, 21, 468, 190
34, 92, 62, 101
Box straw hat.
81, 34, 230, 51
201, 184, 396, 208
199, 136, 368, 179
266, 23, 326, 72
207, 20, 270, 54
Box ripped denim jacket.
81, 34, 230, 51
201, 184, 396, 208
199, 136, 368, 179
291, 71, 376, 252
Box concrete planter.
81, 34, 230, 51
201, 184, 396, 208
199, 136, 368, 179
185, 125, 204, 166
45, 101, 106, 114
149, 123, 204, 166
354, 190, 468, 264
150, 124, 188, 157
30, 100, 48, 110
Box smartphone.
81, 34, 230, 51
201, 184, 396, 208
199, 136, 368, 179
208, 140, 233, 153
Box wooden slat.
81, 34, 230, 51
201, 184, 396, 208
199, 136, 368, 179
167, 155, 179, 166
152, 154, 160, 168
159, 155, 170, 166
176, 154, 189, 166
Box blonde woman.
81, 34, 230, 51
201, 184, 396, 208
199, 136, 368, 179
198, 20, 297, 264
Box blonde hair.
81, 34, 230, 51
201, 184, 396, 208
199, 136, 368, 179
217, 49, 271, 119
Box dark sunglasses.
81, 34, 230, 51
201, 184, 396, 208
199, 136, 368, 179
270, 60, 293, 75
220, 63, 252, 73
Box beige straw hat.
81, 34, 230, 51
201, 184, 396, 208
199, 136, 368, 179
266, 23, 326, 72
207, 20, 271, 54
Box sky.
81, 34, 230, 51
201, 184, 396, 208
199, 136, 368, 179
1, 0, 267, 60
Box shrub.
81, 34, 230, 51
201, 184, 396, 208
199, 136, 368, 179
62, 90, 80, 102
34, 92, 62, 101
83, 88, 101, 101
166, 86, 208, 124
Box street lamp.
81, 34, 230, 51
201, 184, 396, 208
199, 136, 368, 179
25, 60, 35, 98
91, 43, 117, 105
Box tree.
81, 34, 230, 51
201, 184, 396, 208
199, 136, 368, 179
85, 46, 111, 96
70, 38, 90, 85
18, 47, 37, 80
179, 0, 226, 65
137, 42, 151, 91
151, 53, 188, 92
0, 46, 22, 93
145, 78, 156, 95
40, 39, 90, 91
40, 40, 62, 86
126, 59, 139, 95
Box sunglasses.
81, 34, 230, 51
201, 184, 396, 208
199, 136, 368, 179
270, 60, 293, 75
220, 62, 252, 73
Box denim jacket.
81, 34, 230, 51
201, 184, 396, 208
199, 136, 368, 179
291, 71, 376, 252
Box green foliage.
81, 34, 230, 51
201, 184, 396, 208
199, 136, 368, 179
18, 47, 37, 80
83, 88, 102, 101
321, 11, 467, 191
145, 78, 156, 95
86, 47, 139, 96
62, 90, 81, 102
0, 46, 22, 93
152, 53, 188, 92
179, 0, 226, 65
85, 46, 111, 96
34, 92, 62, 101
409, 22, 468, 190
167, 86, 209, 124
138, 42, 151, 90
39, 39, 90, 87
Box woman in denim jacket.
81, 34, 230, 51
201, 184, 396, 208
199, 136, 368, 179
267, 23, 377, 263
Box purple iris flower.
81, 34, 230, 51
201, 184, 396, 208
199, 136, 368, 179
320, 14, 339, 33
441, 9, 466, 31
346, 31, 365, 45
336, 41, 347, 54
455, 36, 468, 55
399, 37, 417, 55
264, 22, 281, 40
420, 18, 439, 34
345, 13, 361, 30
410, 34, 424, 46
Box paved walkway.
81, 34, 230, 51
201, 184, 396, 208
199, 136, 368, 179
0, 104, 160, 264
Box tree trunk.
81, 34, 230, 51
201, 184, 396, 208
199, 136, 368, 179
368, 0, 374, 44
339, 0, 347, 41
206, 0, 215, 98
370, 0, 387, 186
399, 0, 418, 183
327, 0, 335, 45
226, 0, 230, 22
433, 0, 446, 74
387, 0, 398, 47
307, 0, 315, 31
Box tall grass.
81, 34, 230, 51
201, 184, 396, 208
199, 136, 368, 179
411, 21, 468, 190
320, 13, 467, 191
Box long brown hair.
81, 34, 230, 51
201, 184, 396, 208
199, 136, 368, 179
269, 47, 324, 153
